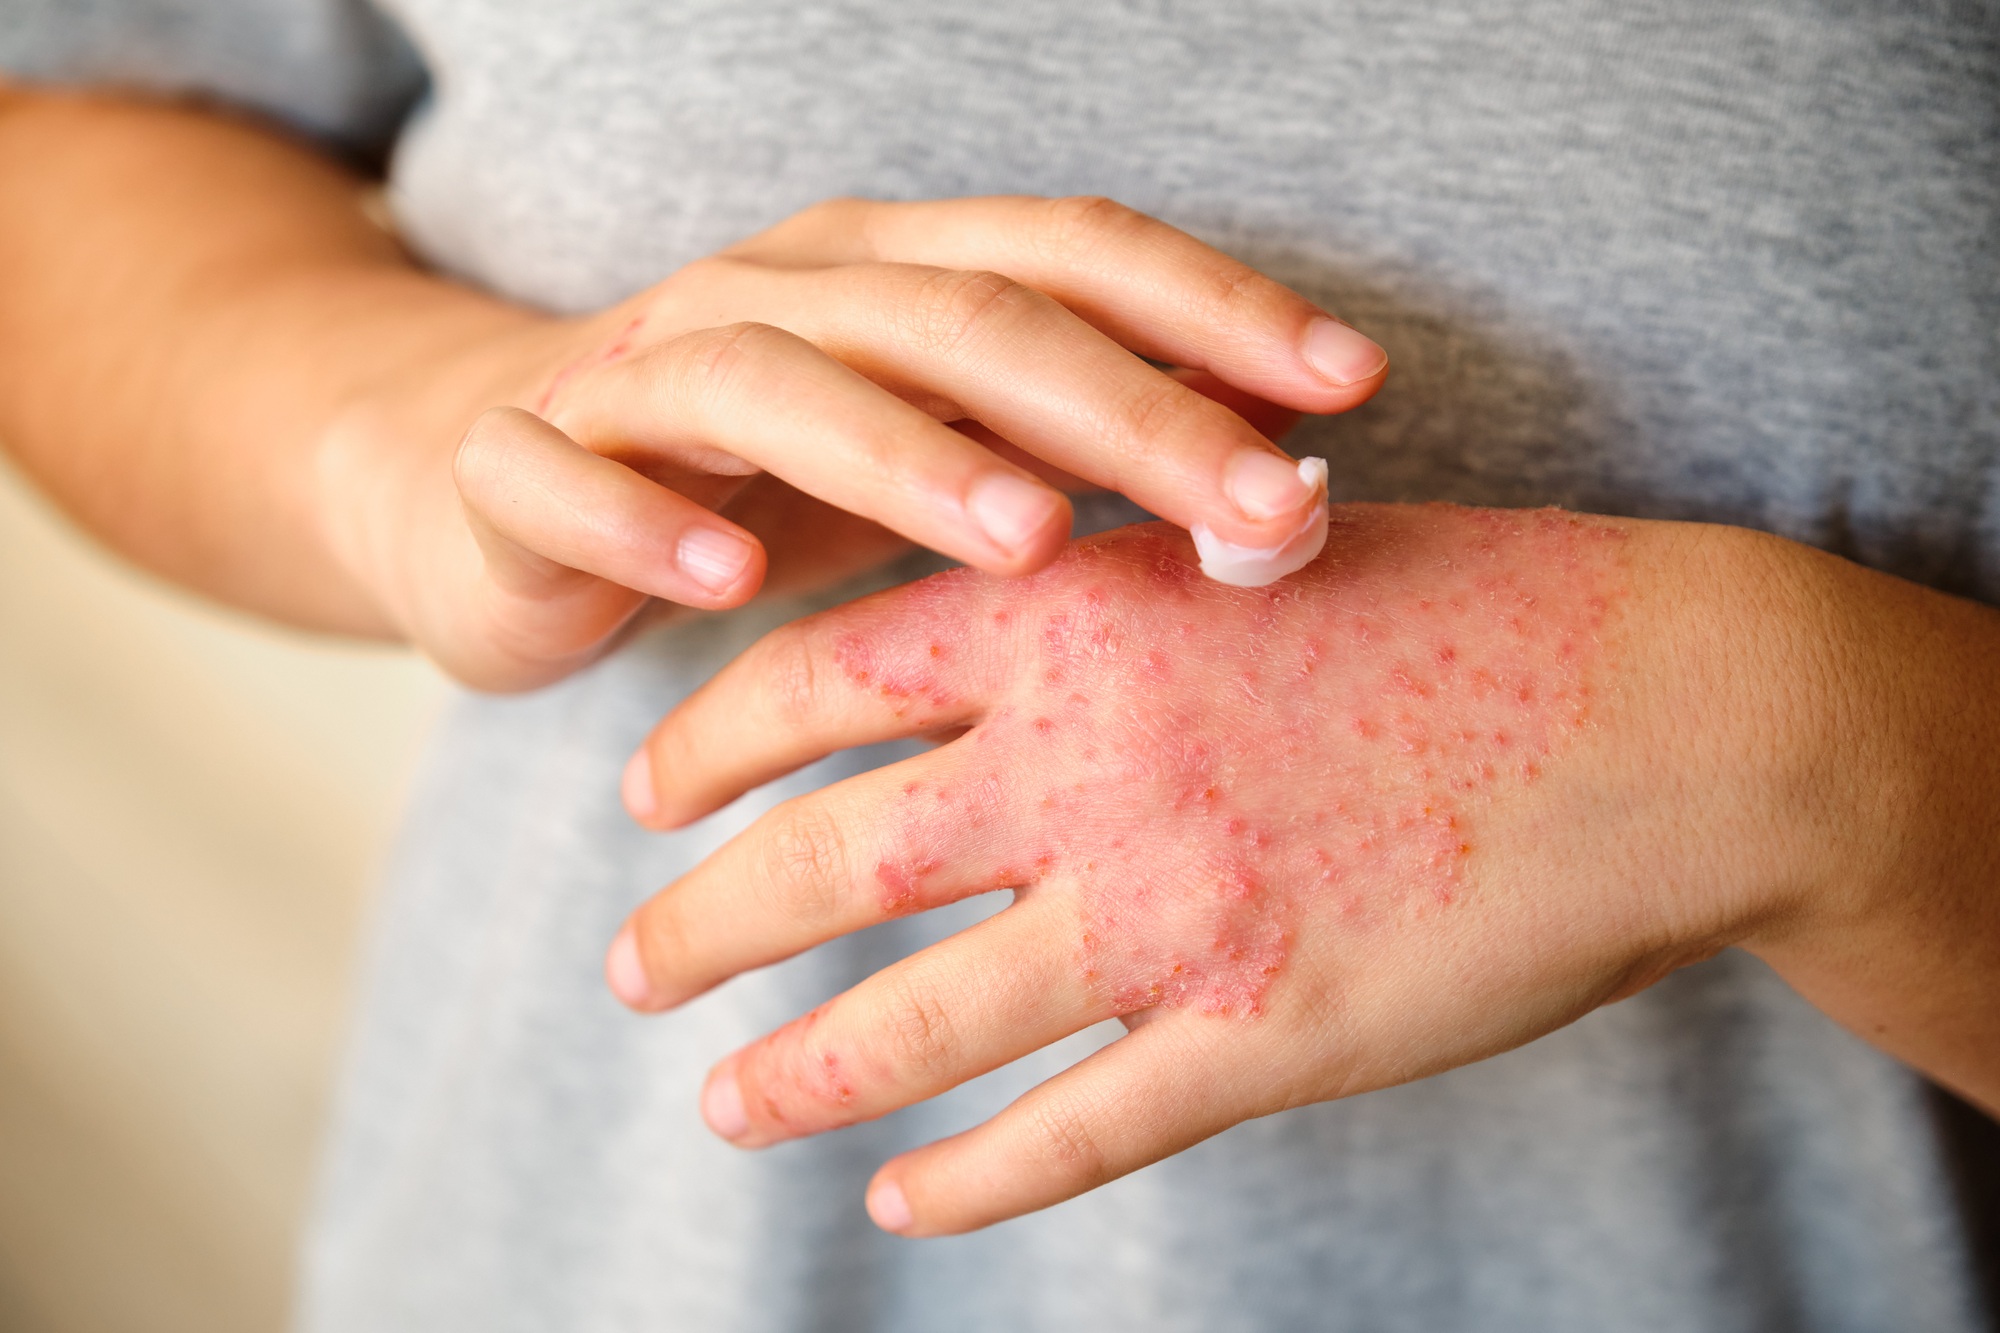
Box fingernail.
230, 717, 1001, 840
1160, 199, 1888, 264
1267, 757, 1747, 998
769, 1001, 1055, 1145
1301, 317, 1388, 387
702, 1068, 749, 1140
967, 473, 1065, 557
1226, 449, 1315, 521
867, 1179, 913, 1233
621, 747, 657, 823
677, 526, 755, 594
606, 923, 654, 1009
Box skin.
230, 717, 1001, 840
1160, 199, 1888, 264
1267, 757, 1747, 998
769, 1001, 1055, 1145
616, 509, 2000, 1236
1, 84, 1992, 1245
0, 86, 1385, 689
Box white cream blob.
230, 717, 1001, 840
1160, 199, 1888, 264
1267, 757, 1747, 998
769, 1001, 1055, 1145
1191, 456, 1329, 587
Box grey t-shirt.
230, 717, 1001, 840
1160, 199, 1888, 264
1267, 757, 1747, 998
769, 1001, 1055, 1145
7, 3, 1998, 1330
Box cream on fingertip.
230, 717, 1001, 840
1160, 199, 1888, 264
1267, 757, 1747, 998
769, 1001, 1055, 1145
1192, 456, 1328, 587
1225, 447, 1316, 519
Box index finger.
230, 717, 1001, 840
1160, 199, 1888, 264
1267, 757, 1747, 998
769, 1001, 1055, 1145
623, 570, 1004, 829
729, 195, 1388, 414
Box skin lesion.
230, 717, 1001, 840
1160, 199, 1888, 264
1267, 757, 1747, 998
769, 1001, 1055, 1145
861, 505, 1633, 1018
531, 312, 648, 415
833, 571, 983, 717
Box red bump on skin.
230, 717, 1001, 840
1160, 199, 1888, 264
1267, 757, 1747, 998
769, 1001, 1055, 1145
833, 632, 875, 687
533, 314, 647, 415
865, 505, 1627, 1018
753, 1000, 863, 1125
816, 1051, 855, 1106
875, 857, 939, 912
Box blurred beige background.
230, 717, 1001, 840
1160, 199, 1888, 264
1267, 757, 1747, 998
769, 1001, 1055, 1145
0, 455, 446, 1332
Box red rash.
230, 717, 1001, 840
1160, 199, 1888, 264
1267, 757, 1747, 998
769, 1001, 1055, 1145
532, 314, 647, 415
833, 506, 1628, 1017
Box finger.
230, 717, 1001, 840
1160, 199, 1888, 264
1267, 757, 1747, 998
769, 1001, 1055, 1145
676, 260, 1323, 549
954, 370, 1297, 494
1168, 366, 1303, 444
551, 322, 1074, 576
730, 195, 1388, 411
625, 575, 1000, 828
718, 475, 915, 600
455, 407, 768, 611
614, 745, 1025, 1010
953, 419, 1098, 494
863, 1012, 1259, 1236
694, 893, 1109, 1147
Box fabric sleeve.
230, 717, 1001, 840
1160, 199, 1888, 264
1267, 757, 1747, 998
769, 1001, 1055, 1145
0, 0, 427, 161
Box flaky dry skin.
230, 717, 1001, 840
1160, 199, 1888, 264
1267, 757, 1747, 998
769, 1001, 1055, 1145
620, 500, 2000, 1236
831, 508, 1628, 1016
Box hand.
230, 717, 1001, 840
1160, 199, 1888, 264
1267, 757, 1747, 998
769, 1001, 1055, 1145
313, 195, 1386, 689
609, 508, 2000, 1234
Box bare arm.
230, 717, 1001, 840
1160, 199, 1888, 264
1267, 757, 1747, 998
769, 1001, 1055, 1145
0, 84, 534, 632
0, 85, 1387, 685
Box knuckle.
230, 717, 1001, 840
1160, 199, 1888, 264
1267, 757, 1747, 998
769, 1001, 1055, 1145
659, 320, 788, 404
1036, 194, 1289, 325
660, 252, 751, 298
758, 801, 851, 926
804, 194, 867, 225
756, 624, 828, 729
739, 196, 869, 259
1115, 373, 1208, 447
876, 976, 958, 1080
906, 267, 1036, 356
1184, 256, 1279, 324
1036, 194, 1145, 261
1026, 1092, 1111, 1185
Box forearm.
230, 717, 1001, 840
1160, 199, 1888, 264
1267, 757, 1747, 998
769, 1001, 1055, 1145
0, 85, 546, 633
1735, 536, 2000, 1113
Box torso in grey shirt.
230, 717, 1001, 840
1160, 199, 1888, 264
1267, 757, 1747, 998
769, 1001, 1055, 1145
7, 2, 1998, 1329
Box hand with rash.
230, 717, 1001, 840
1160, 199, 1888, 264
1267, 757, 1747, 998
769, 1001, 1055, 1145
612, 506, 2000, 1236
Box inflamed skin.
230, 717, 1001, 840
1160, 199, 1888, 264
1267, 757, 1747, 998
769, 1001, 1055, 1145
834, 504, 1623, 1015
613, 504, 2000, 1238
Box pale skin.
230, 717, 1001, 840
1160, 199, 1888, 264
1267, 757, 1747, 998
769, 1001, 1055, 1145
0, 86, 1383, 689
1, 86, 1994, 1241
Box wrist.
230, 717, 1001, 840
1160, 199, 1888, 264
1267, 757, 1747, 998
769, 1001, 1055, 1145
1722, 530, 1902, 943
1717, 530, 2000, 1104
308, 288, 568, 638
1724, 534, 1969, 948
